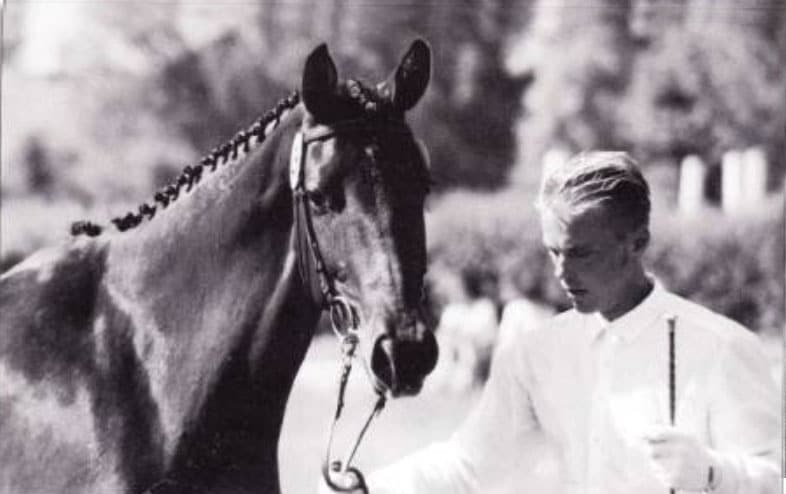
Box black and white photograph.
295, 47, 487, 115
1, 1, 783, 493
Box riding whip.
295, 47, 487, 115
667, 314, 677, 494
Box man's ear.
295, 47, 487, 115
631, 226, 650, 255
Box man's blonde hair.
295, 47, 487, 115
536, 151, 651, 235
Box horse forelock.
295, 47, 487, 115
340, 79, 395, 117
71, 92, 302, 238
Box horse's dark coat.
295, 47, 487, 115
0, 40, 435, 494
0, 244, 105, 402
91, 288, 167, 493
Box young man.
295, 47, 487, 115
325, 151, 780, 493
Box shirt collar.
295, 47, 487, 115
589, 279, 666, 344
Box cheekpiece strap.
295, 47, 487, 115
289, 131, 304, 191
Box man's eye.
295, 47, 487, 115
568, 249, 591, 259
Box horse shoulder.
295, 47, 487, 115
1, 240, 108, 382
0, 240, 122, 493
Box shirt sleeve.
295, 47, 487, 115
706, 330, 780, 494
366, 329, 541, 494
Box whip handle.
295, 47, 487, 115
667, 315, 677, 494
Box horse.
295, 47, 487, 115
0, 39, 438, 494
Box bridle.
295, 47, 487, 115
144, 118, 419, 494
289, 117, 415, 493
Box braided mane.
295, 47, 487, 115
71, 91, 301, 237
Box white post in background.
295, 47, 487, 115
721, 150, 745, 214
721, 147, 769, 214
678, 155, 706, 215
742, 147, 768, 205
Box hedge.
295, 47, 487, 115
426, 189, 784, 334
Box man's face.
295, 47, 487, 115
540, 203, 643, 320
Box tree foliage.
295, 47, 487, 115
152, 0, 530, 190
619, 4, 785, 170
514, 0, 635, 177
515, 0, 785, 188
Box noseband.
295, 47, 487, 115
289, 118, 413, 493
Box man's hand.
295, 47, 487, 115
643, 426, 714, 492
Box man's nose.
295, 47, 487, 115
553, 254, 565, 277
553, 255, 575, 281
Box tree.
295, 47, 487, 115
514, 0, 636, 187
618, 0, 785, 181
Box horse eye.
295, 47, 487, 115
308, 190, 330, 215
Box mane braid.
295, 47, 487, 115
70, 91, 301, 237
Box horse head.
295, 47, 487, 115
294, 40, 438, 397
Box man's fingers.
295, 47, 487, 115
650, 448, 669, 459
641, 425, 674, 442
642, 427, 691, 447
645, 441, 681, 460
649, 457, 680, 486
651, 467, 675, 489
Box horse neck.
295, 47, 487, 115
101, 109, 321, 463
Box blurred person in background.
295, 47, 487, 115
322, 151, 780, 494
496, 276, 554, 352
430, 270, 501, 393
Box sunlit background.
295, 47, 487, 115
2, 1, 784, 492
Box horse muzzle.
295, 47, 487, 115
370, 322, 438, 397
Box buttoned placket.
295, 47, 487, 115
586, 321, 619, 494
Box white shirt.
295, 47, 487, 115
368, 285, 780, 494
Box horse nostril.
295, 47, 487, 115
370, 329, 439, 397
403, 329, 438, 377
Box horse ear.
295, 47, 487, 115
302, 43, 339, 120
387, 39, 431, 112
